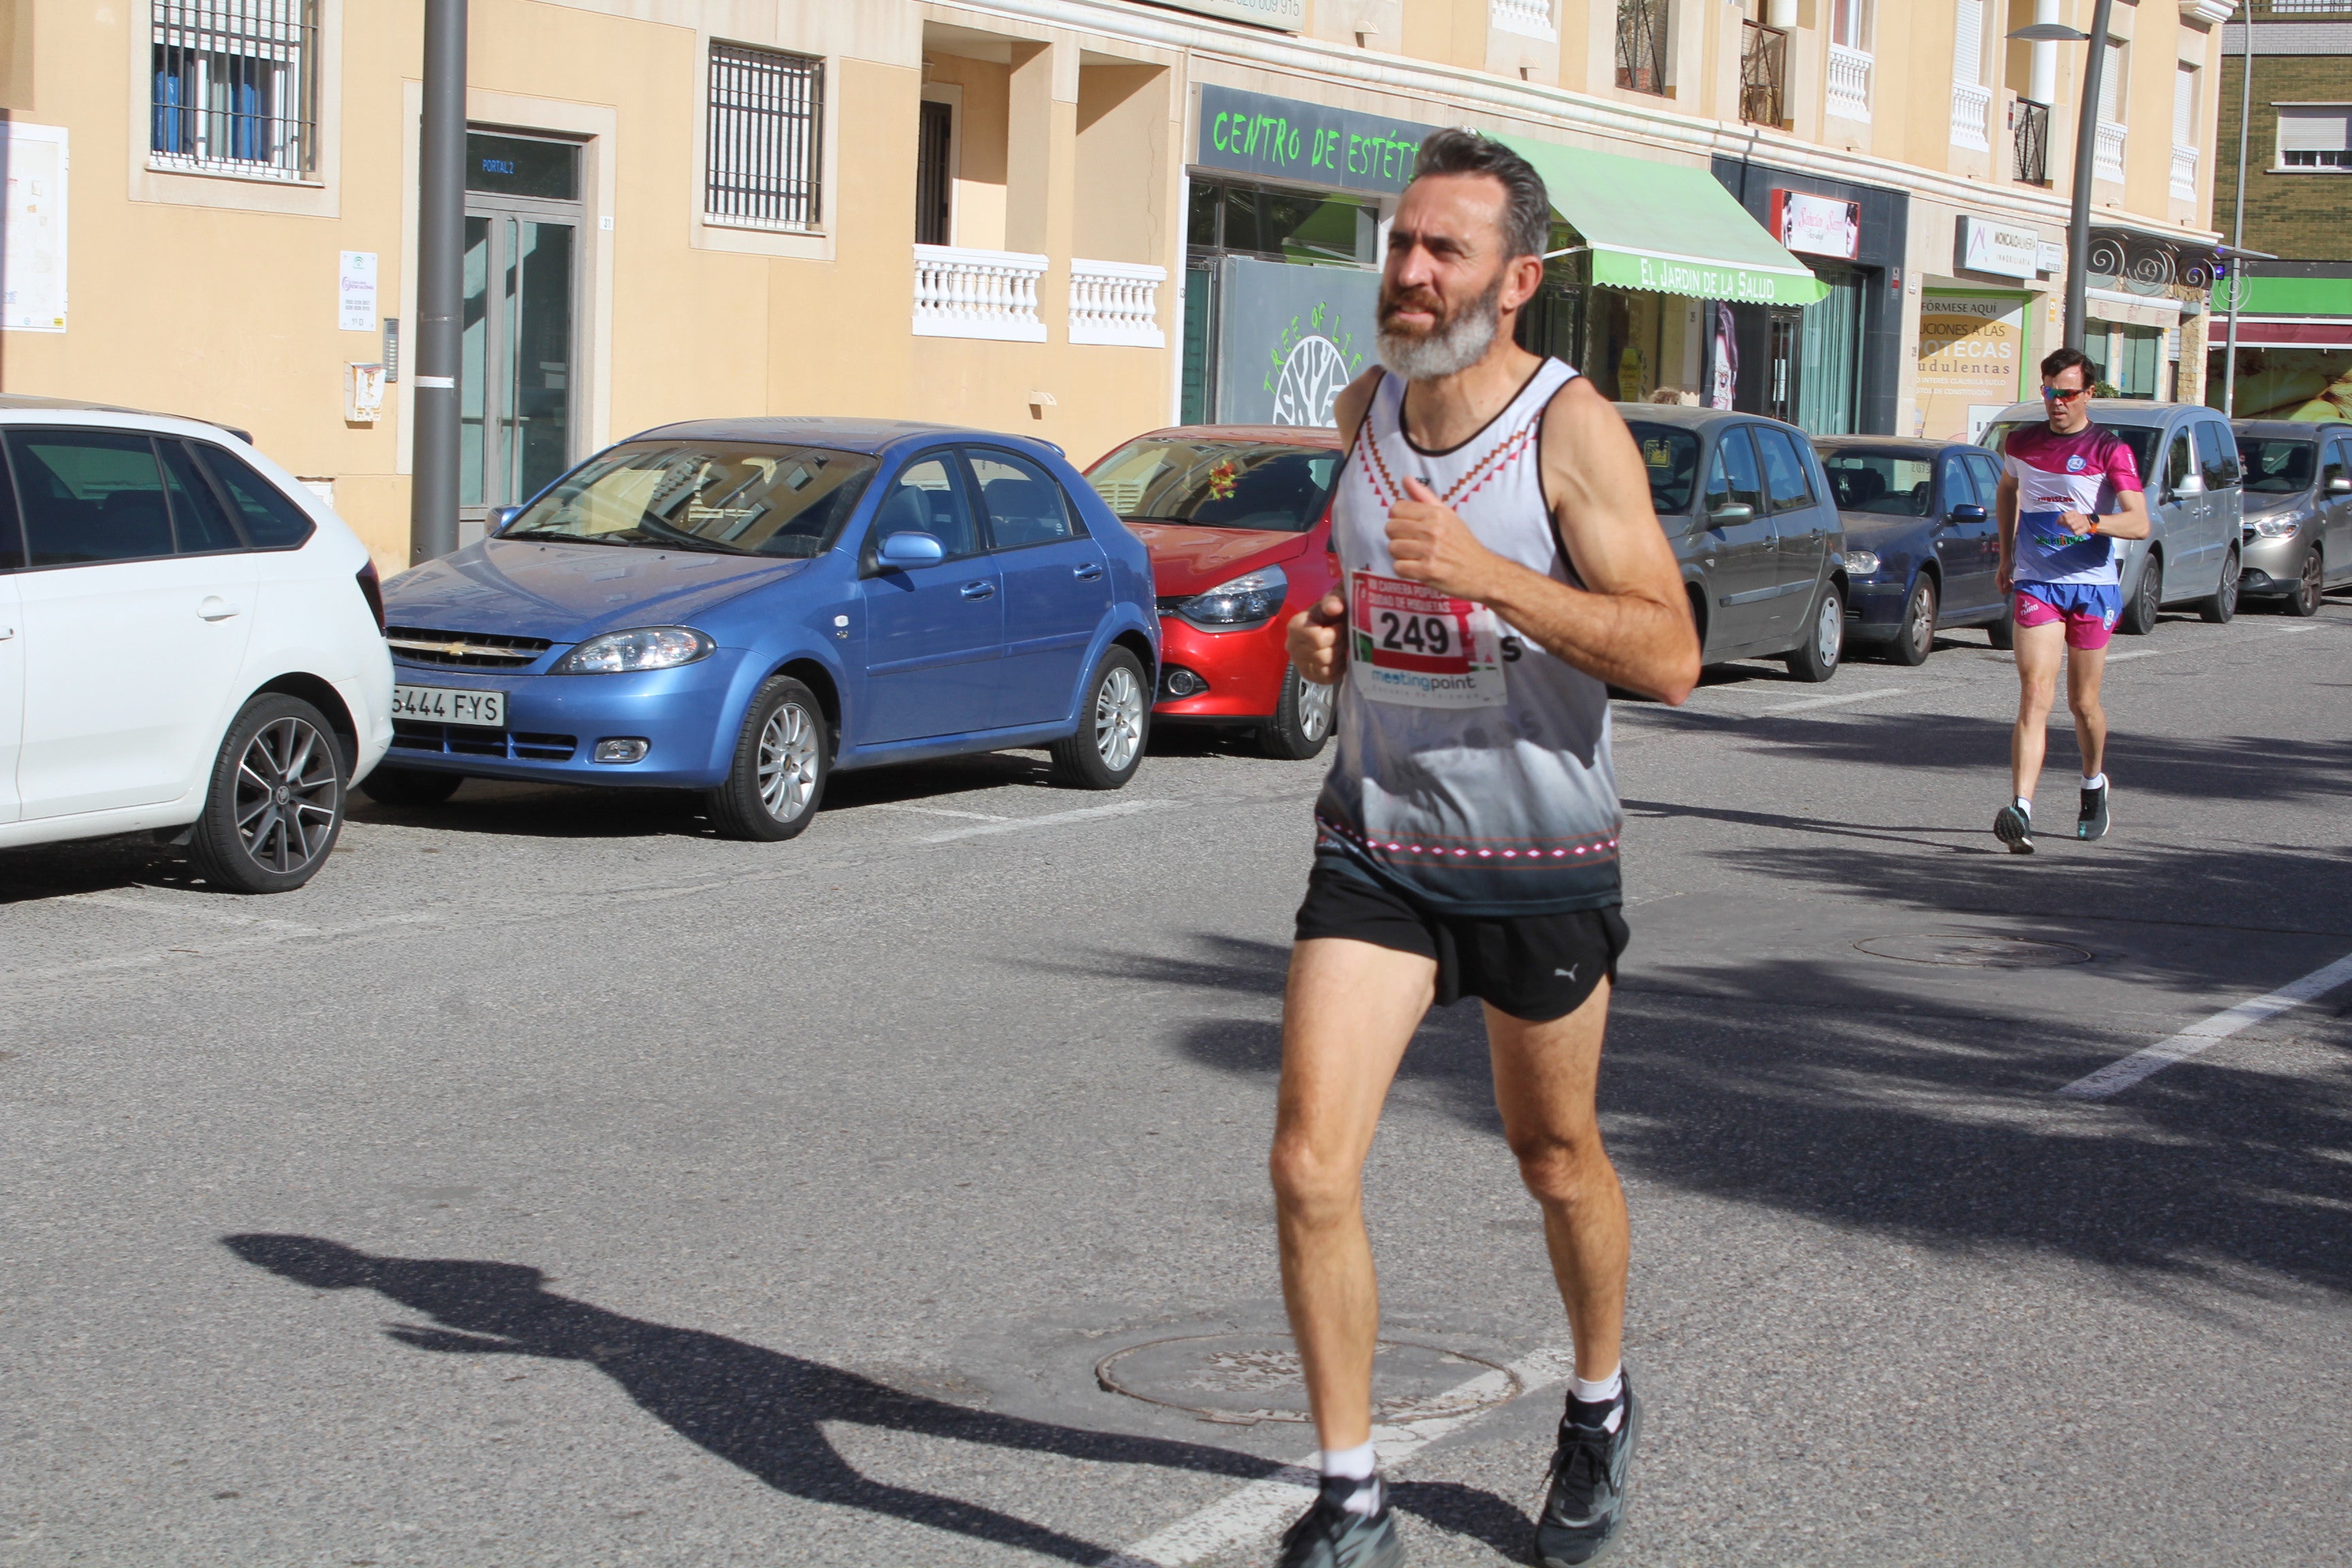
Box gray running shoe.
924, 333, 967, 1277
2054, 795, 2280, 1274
2076, 782, 2110, 841
1993, 803, 2034, 854
1533, 1380, 1642, 1567
1275, 1477, 1403, 1568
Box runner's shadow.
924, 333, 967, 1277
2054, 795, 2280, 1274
222, 1235, 1536, 1562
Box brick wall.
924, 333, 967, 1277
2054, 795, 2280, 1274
2214, 52, 2352, 261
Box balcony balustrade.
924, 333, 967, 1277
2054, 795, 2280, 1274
2170, 143, 2200, 201
1826, 44, 1872, 122
1951, 82, 1992, 152
1068, 260, 1166, 348
2095, 120, 2127, 184
912, 244, 1047, 343
1490, 0, 1557, 42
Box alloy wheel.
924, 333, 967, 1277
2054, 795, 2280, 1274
1296, 674, 1335, 743
1908, 582, 1937, 661
1094, 666, 1144, 772
2298, 550, 2323, 616
233, 716, 340, 874
1816, 594, 1843, 667
756, 701, 821, 821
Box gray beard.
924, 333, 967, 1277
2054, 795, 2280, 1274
1376, 281, 1503, 381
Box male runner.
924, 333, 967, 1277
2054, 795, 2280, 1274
1269, 130, 1699, 1568
1991, 346, 2149, 853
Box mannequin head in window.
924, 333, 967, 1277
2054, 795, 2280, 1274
1378, 130, 1548, 382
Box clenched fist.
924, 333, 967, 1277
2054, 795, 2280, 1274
1287, 591, 1348, 686
1386, 476, 1505, 602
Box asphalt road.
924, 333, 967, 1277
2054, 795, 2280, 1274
5, 596, 2351, 1567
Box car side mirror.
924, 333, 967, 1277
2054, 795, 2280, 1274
487, 505, 522, 535
2330, 476, 2352, 496
1949, 503, 1988, 523
877, 531, 945, 568
1708, 502, 1754, 526
2172, 474, 2205, 498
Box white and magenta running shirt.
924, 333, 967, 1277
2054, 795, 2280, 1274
2002, 423, 2142, 586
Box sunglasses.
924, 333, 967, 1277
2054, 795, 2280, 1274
2040, 385, 2091, 402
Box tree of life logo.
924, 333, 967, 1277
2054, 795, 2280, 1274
1266, 301, 1365, 428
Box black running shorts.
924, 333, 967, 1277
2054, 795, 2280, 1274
1293, 861, 1630, 1023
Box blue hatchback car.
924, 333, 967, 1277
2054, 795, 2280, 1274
367, 419, 1160, 839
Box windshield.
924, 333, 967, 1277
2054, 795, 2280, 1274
500, 441, 877, 557
2237, 436, 2317, 495
1984, 420, 2161, 486
1821, 450, 1937, 517
1625, 423, 1701, 514
1085, 438, 1339, 532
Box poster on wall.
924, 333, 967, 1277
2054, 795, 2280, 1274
2, 122, 69, 332
1710, 303, 1738, 410
1212, 256, 1379, 427
2226, 348, 2352, 422
1916, 292, 2027, 442
1769, 189, 1861, 261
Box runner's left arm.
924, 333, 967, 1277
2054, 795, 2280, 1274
1382, 376, 1699, 705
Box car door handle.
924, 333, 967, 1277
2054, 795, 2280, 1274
1072, 563, 1105, 581
960, 581, 996, 600
0, 626, 13, 640
198, 597, 239, 621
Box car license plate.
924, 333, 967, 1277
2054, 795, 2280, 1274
393, 684, 506, 728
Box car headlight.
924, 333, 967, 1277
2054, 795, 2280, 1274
1841, 549, 1882, 576
553, 627, 716, 674
1172, 564, 1288, 630
2252, 513, 2302, 538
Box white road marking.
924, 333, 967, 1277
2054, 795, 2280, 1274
1, 910, 445, 995
1117, 1346, 1575, 1567
918, 798, 1183, 843
1762, 686, 1908, 715
871, 804, 1009, 821
2104, 623, 2317, 664
65, 892, 318, 934
2057, 950, 2352, 1099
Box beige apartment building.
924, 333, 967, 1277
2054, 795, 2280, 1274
0, 0, 2234, 570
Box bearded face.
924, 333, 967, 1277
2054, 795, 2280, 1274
1376, 267, 1506, 381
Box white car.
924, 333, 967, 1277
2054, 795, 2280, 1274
0, 396, 393, 892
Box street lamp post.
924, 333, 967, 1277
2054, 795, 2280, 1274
2224, 1, 2255, 416
2012, 0, 2118, 356
409, 0, 467, 566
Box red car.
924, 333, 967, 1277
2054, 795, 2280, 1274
1084, 425, 1344, 759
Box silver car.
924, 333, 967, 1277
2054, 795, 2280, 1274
2230, 419, 2352, 617
1984, 400, 2247, 632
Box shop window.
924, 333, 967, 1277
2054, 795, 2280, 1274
706, 41, 824, 230
1186, 180, 1375, 266
150, 0, 317, 180
2276, 105, 2352, 169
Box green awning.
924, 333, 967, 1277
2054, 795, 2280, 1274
1497, 134, 1829, 307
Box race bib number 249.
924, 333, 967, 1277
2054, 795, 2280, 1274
1350, 570, 1507, 709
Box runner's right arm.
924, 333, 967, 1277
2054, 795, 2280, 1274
1287, 368, 1386, 686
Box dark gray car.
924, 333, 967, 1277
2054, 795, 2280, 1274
2229, 419, 2352, 617
1620, 405, 1849, 682
1984, 400, 2247, 633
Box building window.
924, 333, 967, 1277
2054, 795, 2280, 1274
706, 42, 824, 230
1829, 0, 1870, 50
1615, 0, 1669, 95
915, 98, 953, 246
149, 1, 318, 180
2276, 104, 2352, 169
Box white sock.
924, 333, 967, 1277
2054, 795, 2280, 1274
1569, 1367, 1624, 1405
2014, 796, 2031, 818
2082, 772, 2107, 791
1318, 1441, 1382, 1515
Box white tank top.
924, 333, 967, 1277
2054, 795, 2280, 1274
1314, 359, 1622, 915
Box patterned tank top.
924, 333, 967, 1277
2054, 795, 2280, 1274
1313, 358, 1622, 915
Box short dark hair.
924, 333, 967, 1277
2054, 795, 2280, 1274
2040, 346, 2096, 387
1409, 129, 1550, 263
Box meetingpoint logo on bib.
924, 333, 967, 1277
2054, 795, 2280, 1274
1350, 568, 1507, 708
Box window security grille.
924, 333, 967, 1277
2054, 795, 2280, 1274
706, 42, 824, 229
150, 1, 318, 179
1740, 20, 1787, 127
2012, 98, 2052, 185
1615, 0, 1669, 95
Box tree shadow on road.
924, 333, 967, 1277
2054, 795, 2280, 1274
222, 1234, 1537, 1563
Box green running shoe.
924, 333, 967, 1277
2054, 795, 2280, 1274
1275, 1477, 1403, 1568
2076, 782, 2110, 841
1534, 1378, 1643, 1567
1994, 802, 2034, 854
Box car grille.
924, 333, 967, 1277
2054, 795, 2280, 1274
385, 625, 554, 669
391, 721, 578, 762
1156, 596, 1188, 617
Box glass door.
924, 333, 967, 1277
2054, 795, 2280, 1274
459, 132, 582, 532
1797, 267, 1864, 435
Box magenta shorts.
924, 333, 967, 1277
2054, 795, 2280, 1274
2014, 583, 2121, 651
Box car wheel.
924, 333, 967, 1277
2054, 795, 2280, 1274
2199, 546, 2240, 624
1888, 576, 1937, 667
1051, 647, 1149, 789
1260, 663, 1337, 760
185, 694, 349, 894
705, 676, 828, 842
2286, 546, 2323, 618
1783, 583, 1844, 683
2119, 553, 2163, 636
357, 765, 464, 808
1984, 597, 2016, 651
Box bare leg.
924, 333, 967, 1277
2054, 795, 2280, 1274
2010, 619, 2065, 804
2068, 642, 2109, 780
1486, 985, 1626, 1380
1271, 937, 1435, 1451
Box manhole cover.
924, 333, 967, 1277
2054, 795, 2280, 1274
1855, 934, 2091, 968
1096, 1333, 1518, 1426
